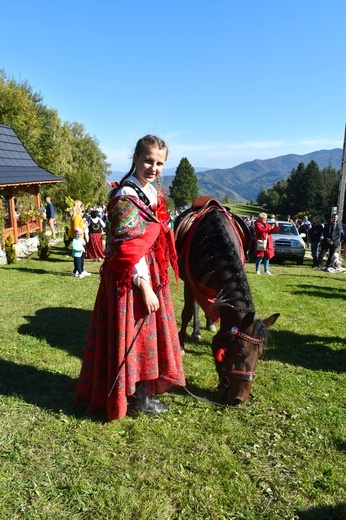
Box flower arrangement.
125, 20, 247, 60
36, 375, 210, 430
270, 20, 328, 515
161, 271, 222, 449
18, 208, 43, 223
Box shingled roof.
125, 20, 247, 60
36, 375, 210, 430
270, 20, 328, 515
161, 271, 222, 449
0, 123, 63, 187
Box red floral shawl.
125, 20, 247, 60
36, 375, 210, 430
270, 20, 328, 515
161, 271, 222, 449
104, 195, 178, 289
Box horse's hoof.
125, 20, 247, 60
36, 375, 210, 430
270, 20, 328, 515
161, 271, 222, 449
191, 334, 201, 344
208, 324, 217, 332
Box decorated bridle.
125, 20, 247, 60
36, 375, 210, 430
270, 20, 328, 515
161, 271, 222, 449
215, 325, 265, 385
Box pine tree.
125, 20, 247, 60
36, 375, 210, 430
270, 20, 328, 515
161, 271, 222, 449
304, 160, 324, 215
169, 157, 198, 207
322, 165, 340, 219
286, 162, 308, 214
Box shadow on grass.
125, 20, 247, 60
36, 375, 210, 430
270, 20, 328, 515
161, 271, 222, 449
0, 358, 106, 422
18, 307, 92, 358
333, 437, 346, 454
0, 358, 76, 415
182, 340, 212, 356
7, 262, 71, 275
292, 282, 346, 301
265, 329, 345, 373
295, 501, 346, 519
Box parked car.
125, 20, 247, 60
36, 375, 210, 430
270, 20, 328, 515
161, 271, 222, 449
271, 221, 306, 265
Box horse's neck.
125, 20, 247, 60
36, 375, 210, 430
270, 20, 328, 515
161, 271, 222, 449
219, 306, 242, 331
217, 287, 254, 331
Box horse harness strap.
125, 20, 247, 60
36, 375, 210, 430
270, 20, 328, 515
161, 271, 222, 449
175, 197, 251, 262
216, 326, 264, 383
230, 325, 264, 345
174, 198, 223, 256
182, 385, 255, 410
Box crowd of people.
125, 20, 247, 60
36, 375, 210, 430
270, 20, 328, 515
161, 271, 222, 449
243, 211, 344, 272
289, 212, 343, 270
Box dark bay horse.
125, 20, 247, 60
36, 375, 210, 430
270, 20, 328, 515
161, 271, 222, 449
175, 197, 279, 405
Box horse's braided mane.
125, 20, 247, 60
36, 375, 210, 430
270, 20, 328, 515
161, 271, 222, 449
190, 208, 254, 311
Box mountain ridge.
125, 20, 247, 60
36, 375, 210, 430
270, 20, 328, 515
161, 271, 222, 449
108, 148, 342, 202
160, 148, 342, 202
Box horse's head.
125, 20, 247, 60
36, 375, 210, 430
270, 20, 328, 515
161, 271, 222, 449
212, 311, 280, 405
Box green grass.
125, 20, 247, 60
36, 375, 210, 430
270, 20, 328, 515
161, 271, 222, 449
228, 203, 262, 217
0, 244, 345, 519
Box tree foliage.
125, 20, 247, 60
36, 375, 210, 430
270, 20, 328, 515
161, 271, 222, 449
169, 157, 198, 207
0, 69, 110, 213
257, 160, 341, 220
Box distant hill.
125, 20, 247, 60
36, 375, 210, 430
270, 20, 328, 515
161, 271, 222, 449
108, 149, 342, 202
106, 166, 211, 184
161, 149, 342, 202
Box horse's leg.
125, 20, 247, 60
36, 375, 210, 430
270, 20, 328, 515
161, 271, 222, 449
179, 282, 195, 351
191, 300, 202, 343
205, 315, 216, 332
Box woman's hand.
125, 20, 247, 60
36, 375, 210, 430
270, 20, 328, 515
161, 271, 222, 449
139, 278, 160, 314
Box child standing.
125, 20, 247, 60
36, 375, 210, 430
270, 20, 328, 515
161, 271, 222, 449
71, 228, 91, 278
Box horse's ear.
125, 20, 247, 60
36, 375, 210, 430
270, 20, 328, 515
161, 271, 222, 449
262, 313, 280, 328
240, 312, 255, 330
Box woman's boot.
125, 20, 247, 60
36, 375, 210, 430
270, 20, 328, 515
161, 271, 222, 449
132, 382, 170, 415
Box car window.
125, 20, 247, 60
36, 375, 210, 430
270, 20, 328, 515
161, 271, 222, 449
272, 223, 298, 236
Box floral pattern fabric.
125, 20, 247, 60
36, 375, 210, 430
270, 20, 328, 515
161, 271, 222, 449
86, 233, 105, 259
74, 195, 185, 421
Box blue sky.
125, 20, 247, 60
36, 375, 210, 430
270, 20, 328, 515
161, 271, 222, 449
1, 0, 345, 173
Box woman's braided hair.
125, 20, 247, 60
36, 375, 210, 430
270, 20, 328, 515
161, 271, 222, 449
109, 135, 168, 199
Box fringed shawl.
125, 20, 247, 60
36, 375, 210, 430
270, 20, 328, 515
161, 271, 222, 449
104, 195, 178, 290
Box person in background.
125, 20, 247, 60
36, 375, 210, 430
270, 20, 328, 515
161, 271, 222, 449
308, 216, 324, 268
254, 212, 279, 275
82, 209, 90, 246
70, 200, 85, 239
74, 135, 185, 421
317, 213, 341, 269
71, 228, 91, 278
45, 196, 56, 241
302, 215, 311, 228
86, 209, 105, 261
301, 215, 312, 247
70, 200, 91, 277
326, 252, 346, 272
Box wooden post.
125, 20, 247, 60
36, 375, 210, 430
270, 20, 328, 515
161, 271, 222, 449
34, 186, 43, 232
337, 124, 346, 223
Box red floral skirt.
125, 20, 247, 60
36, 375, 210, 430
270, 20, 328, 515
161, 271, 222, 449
86, 233, 105, 260
74, 254, 185, 421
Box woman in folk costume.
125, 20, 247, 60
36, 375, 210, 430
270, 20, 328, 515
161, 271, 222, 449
254, 212, 279, 275
86, 209, 106, 261
74, 135, 185, 421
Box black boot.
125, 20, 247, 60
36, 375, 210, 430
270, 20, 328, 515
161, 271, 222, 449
132, 382, 170, 415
